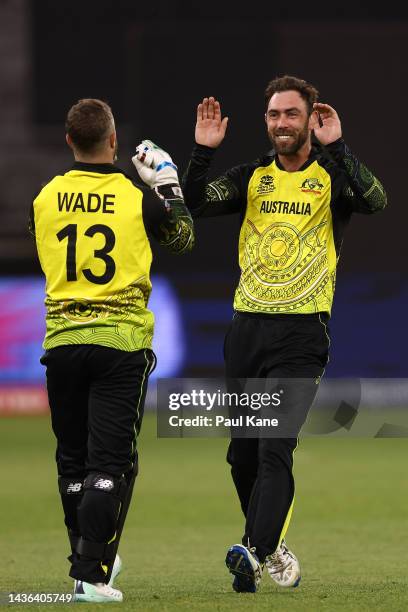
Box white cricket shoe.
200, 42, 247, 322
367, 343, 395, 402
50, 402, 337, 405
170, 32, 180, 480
265, 540, 301, 587
108, 554, 122, 587
73, 580, 123, 603
73, 555, 123, 602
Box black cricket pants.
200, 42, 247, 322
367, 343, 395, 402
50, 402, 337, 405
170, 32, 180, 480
41, 344, 155, 582
224, 311, 330, 563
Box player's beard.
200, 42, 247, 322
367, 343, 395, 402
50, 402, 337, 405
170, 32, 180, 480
269, 121, 309, 155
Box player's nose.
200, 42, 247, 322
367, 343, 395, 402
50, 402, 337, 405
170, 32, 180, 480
276, 116, 289, 129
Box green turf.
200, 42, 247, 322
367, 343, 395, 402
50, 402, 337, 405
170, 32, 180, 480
0, 414, 407, 611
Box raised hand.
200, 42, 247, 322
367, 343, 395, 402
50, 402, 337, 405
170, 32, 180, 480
312, 103, 342, 145
195, 97, 229, 148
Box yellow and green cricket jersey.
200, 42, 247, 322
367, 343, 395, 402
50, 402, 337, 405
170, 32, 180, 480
32, 162, 194, 351
183, 139, 387, 315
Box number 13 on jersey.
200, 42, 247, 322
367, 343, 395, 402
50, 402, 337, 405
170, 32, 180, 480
57, 223, 116, 285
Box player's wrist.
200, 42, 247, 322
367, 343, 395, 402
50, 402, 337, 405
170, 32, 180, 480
154, 184, 183, 201
195, 138, 220, 149
324, 138, 345, 160
193, 143, 218, 159
195, 141, 218, 150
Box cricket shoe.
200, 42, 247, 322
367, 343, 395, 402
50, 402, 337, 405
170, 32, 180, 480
225, 544, 262, 593
265, 540, 301, 588
107, 554, 122, 587
73, 580, 123, 603
73, 556, 123, 603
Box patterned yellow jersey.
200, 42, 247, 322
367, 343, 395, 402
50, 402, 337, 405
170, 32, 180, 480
31, 162, 194, 350
183, 139, 387, 315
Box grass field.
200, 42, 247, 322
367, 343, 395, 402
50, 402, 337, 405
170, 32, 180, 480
0, 413, 407, 611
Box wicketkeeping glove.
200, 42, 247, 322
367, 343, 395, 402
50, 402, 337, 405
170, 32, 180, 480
132, 139, 180, 190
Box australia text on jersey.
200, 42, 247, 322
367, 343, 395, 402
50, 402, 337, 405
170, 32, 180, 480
259, 200, 311, 215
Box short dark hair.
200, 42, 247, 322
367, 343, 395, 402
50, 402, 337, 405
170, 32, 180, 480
264, 76, 319, 115
65, 98, 114, 152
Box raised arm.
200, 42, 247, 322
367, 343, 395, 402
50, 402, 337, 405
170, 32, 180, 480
182, 97, 244, 218
313, 102, 387, 214
132, 140, 194, 254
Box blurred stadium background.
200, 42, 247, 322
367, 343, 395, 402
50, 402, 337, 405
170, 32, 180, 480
0, 2, 407, 609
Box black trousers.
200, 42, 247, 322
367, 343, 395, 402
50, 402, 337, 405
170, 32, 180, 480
224, 312, 329, 563
41, 344, 155, 582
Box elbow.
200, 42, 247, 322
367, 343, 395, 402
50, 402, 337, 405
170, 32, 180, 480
356, 192, 388, 214
368, 182, 388, 213
162, 230, 195, 255
380, 193, 388, 210
369, 195, 388, 214
174, 231, 195, 255
185, 231, 195, 252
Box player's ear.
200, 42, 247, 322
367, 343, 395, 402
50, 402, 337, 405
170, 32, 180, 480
264, 112, 268, 125
65, 133, 74, 150
109, 132, 116, 150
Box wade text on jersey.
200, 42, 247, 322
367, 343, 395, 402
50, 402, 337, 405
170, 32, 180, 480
57, 192, 116, 214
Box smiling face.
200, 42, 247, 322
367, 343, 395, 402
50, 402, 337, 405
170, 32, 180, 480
265, 90, 313, 156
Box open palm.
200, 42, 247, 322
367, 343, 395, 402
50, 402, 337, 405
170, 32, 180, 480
195, 97, 229, 148
312, 102, 342, 145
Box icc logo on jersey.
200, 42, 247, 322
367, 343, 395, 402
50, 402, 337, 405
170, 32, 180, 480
257, 175, 276, 194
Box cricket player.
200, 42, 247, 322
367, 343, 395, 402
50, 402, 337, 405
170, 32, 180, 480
182, 76, 387, 592
31, 99, 194, 602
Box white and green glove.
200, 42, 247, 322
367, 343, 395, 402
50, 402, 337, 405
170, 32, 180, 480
132, 139, 182, 199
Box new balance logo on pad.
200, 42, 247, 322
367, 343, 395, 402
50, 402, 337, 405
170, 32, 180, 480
94, 478, 114, 491
67, 483, 82, 494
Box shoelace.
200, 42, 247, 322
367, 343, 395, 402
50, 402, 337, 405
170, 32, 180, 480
266, 549, 291, 574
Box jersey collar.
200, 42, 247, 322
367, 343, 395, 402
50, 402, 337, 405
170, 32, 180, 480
271, 142, 320, 172
70, 162, 124, 175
